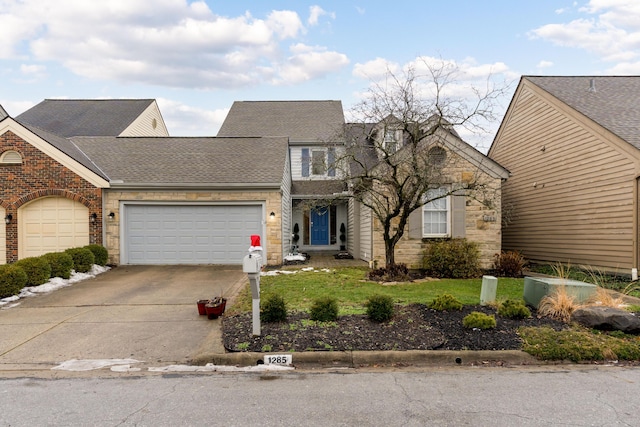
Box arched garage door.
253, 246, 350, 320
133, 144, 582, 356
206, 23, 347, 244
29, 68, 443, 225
124, 204, 263, 265
0, 205, 6, 264
19, 197, 89, 259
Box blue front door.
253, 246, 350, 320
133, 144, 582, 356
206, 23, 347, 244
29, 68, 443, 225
310, 207, 329, 245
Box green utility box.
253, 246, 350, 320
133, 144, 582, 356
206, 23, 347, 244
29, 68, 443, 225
523, 277, 597, 308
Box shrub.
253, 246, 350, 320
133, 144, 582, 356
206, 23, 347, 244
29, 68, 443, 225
42, 252, 74, 279
261, 294, 288, 323
498, 299, 531, 319
493, 251, 526, 277
423, 238, 481, 278
309, 296, 339, 322
365, 294, 395, 322
65, 247, 95, 273
15, 256, 52, 286
538, 287, 578, 323
0, 264, 28, 298
84, 244, 108, 266
463, 311, 496, 329
428, 293, 463, 311
367, 263, 410, 282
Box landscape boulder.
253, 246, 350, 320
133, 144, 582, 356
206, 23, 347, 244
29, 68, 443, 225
571, 306, 640, 334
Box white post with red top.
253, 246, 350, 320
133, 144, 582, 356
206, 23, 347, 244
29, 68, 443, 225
243, 234, 263, 336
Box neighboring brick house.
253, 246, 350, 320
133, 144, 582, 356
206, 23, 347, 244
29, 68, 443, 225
489, 76, 640, 274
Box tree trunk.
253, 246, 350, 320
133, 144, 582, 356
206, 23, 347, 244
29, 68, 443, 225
384, 237, 395, 268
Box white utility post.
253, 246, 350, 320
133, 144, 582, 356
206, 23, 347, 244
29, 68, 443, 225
242, 235, 263, 336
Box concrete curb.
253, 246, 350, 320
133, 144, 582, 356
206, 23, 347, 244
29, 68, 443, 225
190, 349, 538, 369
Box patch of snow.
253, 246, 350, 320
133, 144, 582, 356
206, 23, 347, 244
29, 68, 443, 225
283, 254, 306, 262
261, 267, 334, 277
0, 264, 110, 308
147, 363, 294, 372
53, 358, 141, 372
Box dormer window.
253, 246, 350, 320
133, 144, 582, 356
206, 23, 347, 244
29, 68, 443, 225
0, 150, 22, 164
383, 129, 398, 153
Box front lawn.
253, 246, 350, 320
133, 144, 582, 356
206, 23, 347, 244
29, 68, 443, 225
228, 267, 525, 315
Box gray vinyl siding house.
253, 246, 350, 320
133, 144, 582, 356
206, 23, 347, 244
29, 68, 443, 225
489, 76, 640, 274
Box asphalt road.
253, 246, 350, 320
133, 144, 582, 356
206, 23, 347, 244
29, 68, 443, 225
1, 365, 638, 426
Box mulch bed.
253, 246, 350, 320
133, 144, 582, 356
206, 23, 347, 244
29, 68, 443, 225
222, 304, 567, 353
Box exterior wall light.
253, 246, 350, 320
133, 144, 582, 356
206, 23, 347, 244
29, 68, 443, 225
4, 214, 12, 224
270, 212, 276, 218
108, 212, 115, 220
90, 213, 97, 223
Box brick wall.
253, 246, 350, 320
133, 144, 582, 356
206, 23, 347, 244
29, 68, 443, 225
0, 130, 102, 262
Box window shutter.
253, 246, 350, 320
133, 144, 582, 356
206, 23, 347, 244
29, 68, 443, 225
301, 148, 310, 177
451, 195, 466, 238
327, 148, 335, 177
408, 208, 422, 239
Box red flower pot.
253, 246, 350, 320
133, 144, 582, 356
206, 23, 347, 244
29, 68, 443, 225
205, 298, 227, 319
197, 300, 210, 315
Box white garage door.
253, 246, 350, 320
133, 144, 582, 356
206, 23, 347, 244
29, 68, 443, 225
124, 204, 262, 265
19, 197, 89, 259
0, 205, 5, 265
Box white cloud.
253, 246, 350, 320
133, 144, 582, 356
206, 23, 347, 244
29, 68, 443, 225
0, 0, 346, 89
156, 98, 228, 135
274, 44, 349, 85
537, 60, 554, 68
352, 58, 400, 80
529, 0, 640, 67
308, 5, 335, 26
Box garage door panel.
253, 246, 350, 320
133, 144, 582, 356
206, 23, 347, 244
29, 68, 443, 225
19, 197, 89, 258
125, 205, 262, 265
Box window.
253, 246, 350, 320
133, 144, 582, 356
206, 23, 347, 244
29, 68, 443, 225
301, 148, 336, 177
383, 129, 397, 153
423, 188, 449, 237
0, 150, 22, 164
311, 150, 325, 175
428, 146, 446, 166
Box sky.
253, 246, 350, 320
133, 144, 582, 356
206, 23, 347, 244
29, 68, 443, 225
1, 0, 640, 152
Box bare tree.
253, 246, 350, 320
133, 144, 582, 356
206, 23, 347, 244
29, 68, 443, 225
336, 59, 509, 268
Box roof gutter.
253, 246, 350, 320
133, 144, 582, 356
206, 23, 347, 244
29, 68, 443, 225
108, 181, 283, 191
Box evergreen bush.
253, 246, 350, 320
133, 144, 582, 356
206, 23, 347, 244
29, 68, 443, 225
497, 299, 531, 319
84, 244, 108, 266
260, 294, 288, 323
42, 252, 74, 279
365, 294, 395, 322
0, 264, 27, 298
15, 256, 52, 286
309, 296, 339, 322
65, 247, 95, 273
428, 293, 463, 311
423, 238, 481, 278
462, 311, 497, 329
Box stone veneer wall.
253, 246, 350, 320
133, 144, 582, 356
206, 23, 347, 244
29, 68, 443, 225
104, 189, 283, 265
371, 176, 503, 270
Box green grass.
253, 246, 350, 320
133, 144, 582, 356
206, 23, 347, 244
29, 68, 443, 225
229, 267, 525, 315
520, 326, 640, 362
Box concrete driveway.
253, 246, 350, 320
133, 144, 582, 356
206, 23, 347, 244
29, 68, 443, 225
0, 265, 246, 373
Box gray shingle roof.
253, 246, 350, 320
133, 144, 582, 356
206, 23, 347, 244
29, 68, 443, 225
70, 136, 289, 186
0, 104, 8, 120
23, 123, 108, 179
16, 99, 155, 138
526, 76, 640, 149
217, 100, 345, 143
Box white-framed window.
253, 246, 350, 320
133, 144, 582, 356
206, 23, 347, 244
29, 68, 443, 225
423, 188, 450, 237
301, 147, 336, 177
383, 129, 398, 154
